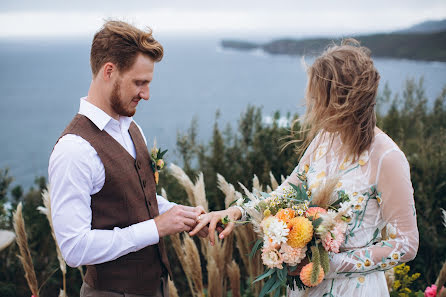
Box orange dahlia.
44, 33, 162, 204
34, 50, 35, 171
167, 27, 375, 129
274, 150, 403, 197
300, 262, 324, 287
276, 208, 295, 223
305, 207, 327, 220
287, 217, 313, 248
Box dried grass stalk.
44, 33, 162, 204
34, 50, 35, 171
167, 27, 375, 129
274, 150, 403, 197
311, 176, 339, 208
78, 266, 84, 281
170, 233, 204, 297
442, 208, 446, 228
192, 173, 209, 212
168, 278, 180, 297
266, 185, 272, 193
217, 174, 237, 208
38, 186, 67, 296
269, 172, 279, 190
227, 260, 241, 297
207, 258, 222, 297
436, 261, 446, 294
252, 174, 261, 193
0, 230, 15, 252
385, 269, 395, 292
161, 188, 168, 200
13, 202, 39, 297
234, 224, 263, 295
169, 164, 196, 205
281, 175, 286, 183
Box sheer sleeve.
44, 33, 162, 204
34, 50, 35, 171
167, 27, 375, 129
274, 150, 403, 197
326, 149, 419, 278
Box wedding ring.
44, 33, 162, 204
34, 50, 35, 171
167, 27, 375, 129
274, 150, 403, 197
197, 215, 203, 222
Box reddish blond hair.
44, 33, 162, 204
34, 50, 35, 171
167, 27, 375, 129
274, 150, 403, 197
292, 39, 380, 160
90, 20, 163, 77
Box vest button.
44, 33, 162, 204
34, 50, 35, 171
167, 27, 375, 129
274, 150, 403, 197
137, 161, 141, 169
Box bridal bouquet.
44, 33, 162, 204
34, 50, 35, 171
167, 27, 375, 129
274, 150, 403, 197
236, 167, 354, 296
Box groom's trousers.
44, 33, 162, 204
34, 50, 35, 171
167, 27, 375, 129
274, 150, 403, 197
80, 276, 168, 297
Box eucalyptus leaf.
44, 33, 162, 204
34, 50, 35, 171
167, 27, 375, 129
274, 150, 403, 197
249, 239, 263, 259
258, 275, 276, 297
254, 268, 275, 283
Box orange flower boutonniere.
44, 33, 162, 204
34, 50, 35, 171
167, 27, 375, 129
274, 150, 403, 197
150, 144, 167, 185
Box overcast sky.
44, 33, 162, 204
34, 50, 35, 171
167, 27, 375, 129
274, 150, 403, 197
1, 0, 445, 38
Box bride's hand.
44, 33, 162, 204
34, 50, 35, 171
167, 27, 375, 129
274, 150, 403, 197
189, 207, 241, 246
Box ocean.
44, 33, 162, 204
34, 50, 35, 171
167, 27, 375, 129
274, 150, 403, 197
1, 36, 446, 189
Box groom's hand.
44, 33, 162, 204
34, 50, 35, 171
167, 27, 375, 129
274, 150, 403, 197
154, 205, 204, 237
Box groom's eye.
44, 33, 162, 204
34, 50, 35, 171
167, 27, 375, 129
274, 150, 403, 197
134, 80, 150, 87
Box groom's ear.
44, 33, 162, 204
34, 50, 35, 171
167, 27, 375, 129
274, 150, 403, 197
101, 62, 118, 82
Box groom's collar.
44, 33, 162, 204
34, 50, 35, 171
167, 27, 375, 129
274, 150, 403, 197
78, 97, 133, 131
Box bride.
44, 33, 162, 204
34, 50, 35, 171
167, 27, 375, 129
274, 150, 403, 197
190, 39, 419, 296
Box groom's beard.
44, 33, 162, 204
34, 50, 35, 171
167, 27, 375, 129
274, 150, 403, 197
110, 80, 137, 117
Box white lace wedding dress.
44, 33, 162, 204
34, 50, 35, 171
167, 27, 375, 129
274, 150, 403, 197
270, 129, 418, 297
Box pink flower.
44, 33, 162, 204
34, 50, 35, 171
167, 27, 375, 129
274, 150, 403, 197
261, 245, 283, 269
322, 222, 347, 253
425, 284, 444, 297
279, 243, 307, 266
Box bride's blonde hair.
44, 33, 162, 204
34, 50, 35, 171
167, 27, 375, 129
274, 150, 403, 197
291, 38, 380, 161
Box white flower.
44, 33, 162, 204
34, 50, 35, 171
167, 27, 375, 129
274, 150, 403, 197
236, 197, 244, 206
262, 217, 289, 245
315, 210, 338, 236
339, 201, 353, 217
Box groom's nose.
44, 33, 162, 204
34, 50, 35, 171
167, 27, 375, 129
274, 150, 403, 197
139, 85, 150, 100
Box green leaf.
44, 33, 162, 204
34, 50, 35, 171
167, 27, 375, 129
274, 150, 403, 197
249, 239, 263, 260
273, 286, 282, 297
159, 149, 168, 158
254, 268, 275, 283
371, 228, 379, 241
277, 266, 287, 282
260, 192, 270, 198
267, 277, 284, 294
288, 182, 301, 194
258, 275, 276, 297
312, 217, 323, 229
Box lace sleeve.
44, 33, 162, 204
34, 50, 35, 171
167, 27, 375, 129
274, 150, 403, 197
326, 149, 419, 278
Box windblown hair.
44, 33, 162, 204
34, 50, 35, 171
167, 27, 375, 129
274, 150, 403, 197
90, 20, 164, 77
292, 38, 380, 160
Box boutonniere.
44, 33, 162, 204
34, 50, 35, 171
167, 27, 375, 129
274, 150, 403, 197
150, 141, 167, 185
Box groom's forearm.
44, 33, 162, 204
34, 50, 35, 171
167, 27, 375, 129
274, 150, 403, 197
55, 219, 160, 267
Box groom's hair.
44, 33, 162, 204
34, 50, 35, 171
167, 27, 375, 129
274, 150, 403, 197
293, 38, 380, 161
90, 20, 163, 77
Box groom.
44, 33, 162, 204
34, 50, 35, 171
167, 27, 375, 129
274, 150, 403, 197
49, 20, 207, 297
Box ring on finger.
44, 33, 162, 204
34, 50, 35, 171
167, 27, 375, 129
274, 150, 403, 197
197, 214, 203, 221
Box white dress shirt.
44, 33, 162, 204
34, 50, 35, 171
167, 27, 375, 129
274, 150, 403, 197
49, 97, 175, 268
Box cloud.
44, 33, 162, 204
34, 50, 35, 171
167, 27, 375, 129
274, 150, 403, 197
0, 3, 445, 38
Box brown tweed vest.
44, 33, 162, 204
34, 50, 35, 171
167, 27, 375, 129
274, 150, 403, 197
59, 114, 171, 295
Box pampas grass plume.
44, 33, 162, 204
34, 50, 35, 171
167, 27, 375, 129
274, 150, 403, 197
269, 172, 279, 190
435, 261, 446, 295
311, 176, 339, 208
168, 278, 180, 297
0, 230, 15, 252
227, 260, 241, 297
13, 202, 39, 297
